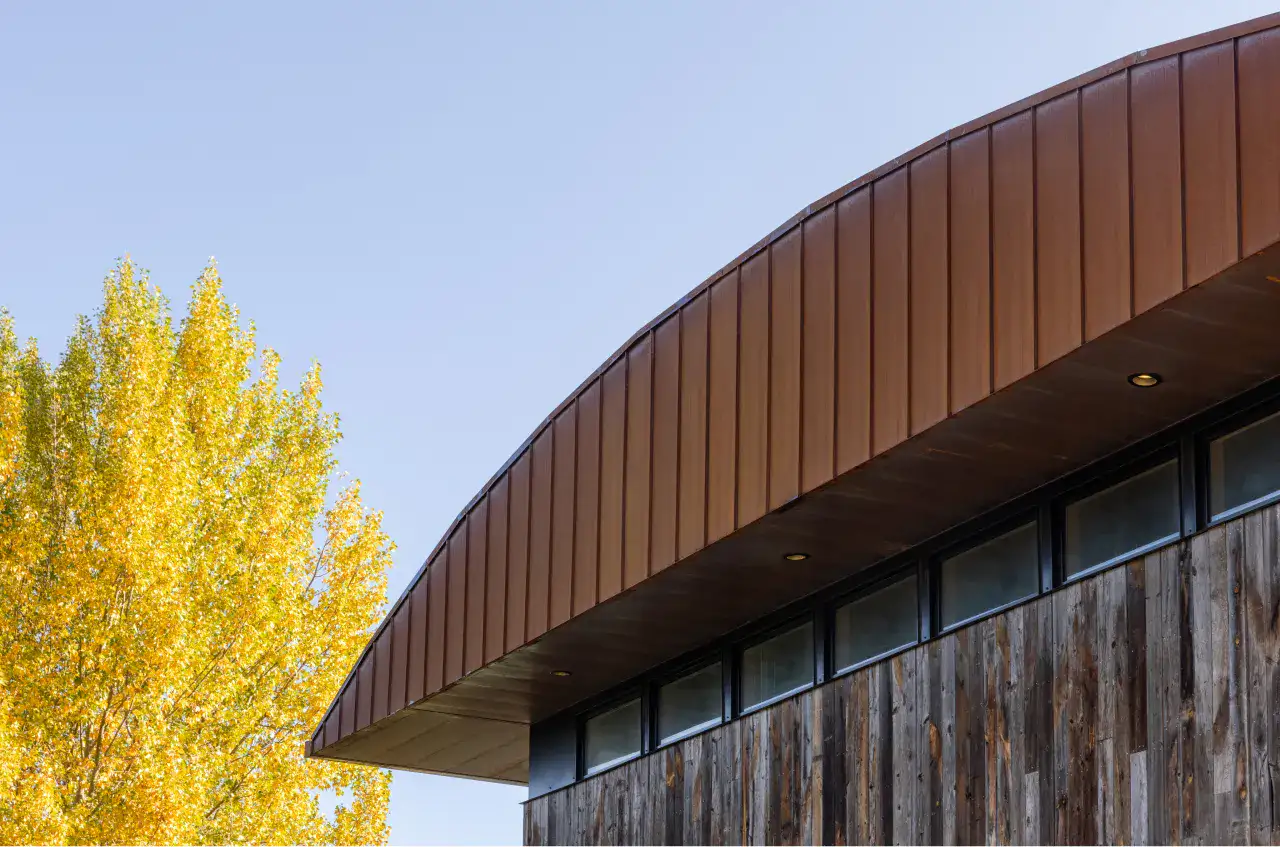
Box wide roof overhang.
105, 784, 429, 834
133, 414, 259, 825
309, 13, 1280, 784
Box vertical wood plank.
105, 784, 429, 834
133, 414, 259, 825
464, 498, 488, 674
1004, 608, 1026, 847
1082, 71, 1133, 340
1128, 559, 1150, 759
1130, 56, 1185, 315
598, 361, 626, 602
801, 207, 836, 492
1182, 42, 1239, 287
909, 147, 950, 433
991, 111, 1036, 389
1033, 587, 1057, 846
574, 384, 601, 617
872, 168, 910, 455
953, 628, 973, 846
624, 336, 653, 587
1170, 543, 1191, 844
1238, 29, 1280, 255
707, 272, 740, 544
805, 690, 822, 846
1142, 548, 1171, 846
711, 719, 743, 845
926, 640, 945, 846
1132, 750, 1150, 846
686, 732, 714, 846
1218, 522, 1248, 841
663, 743, 685, 846
1025, 771, 1041, 847
769, 227, 802, 510
1096, 568, 1130, 845
835, 189, 873, 473
949, 130, 992, 413
1034, 91, 1083, 364
407, 576, 428, 703
821, 676, 849, 845
891, 652, 914, 843
651, 317, 681, 574
1241, 510, 1271, 843
738, 253, 770, 527
445, 527, 467, 683
744, 707, 767, 845
427, 552, 447, 693
968, 626, 988, 847
1051, 583, 1075, 844
1076, 580, 1100, 845
528, 429, 553, 639
868, 663, 893, 845
484, 475, 508, 664
982, 618, 1005, 846
678, 293, 709, 559
941, 637, 958, 847
1181, 535, 1208, 842
505, 453, 531, 652
848, 670, 870, 844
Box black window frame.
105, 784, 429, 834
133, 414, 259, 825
933, 509, 1042, 634
736, 614, 818, 716
828, 561, 921, 679
651, 655, 727, 750
577, 686, 646, 779
1202, 394, 1280, 526
1055, 445, 1181, 584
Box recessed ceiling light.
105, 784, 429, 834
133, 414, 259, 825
784, 553, 810, 562
1128, 373, 1162, 388
550, 669, 572, 678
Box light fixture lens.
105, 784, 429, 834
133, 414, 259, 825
1128, 373, 1162, 388
784, 553, 810, 562
550, 669, 572, 678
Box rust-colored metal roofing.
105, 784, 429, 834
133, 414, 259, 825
309, 12, 1280, 783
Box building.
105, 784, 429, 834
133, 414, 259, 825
309, 13, 1280, 845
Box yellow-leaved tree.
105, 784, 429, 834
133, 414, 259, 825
0, 260, 392, 844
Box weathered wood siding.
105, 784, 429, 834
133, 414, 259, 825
524, 504, 1280, 846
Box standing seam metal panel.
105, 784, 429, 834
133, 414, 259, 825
574, 382, 601, 615
485, 476, 509, 664
465, 498, 488, 674
320, 21, 1280, 749
651, 317, 681, 574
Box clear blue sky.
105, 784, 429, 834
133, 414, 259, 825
1, 1, 1272, 842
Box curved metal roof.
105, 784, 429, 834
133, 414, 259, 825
310, 12, 1280, 784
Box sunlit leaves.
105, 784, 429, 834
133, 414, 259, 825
0, 260, 392, 844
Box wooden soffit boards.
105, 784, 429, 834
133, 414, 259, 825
311, 13, 1280, 770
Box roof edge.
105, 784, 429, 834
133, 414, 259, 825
314, 9, 1280, 745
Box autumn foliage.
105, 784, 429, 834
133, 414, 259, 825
0, 261, 392, 843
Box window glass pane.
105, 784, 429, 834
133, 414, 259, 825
657, 662, 722, 745
740, 621, 813, 710
833, 573, 918, 673
940, 521, 1038, 629
1210, 410, 1280, 520
583, 698, 640, 775
1065, 460, 1180, 578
